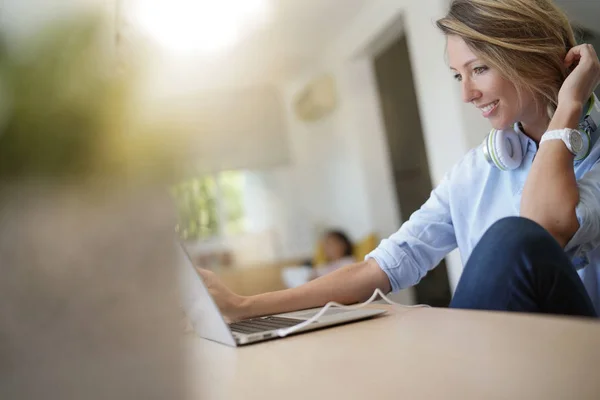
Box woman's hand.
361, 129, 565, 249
197, 268, 247, 323
558, 44, 600, 109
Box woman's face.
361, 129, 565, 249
446, 35, 537, 130
323, 234, 348, 262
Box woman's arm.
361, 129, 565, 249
521, 44, 600, 246
200, 158, 460, 322
241, 259, 389, 320
520, 104, 581, 247
199, 259, 390, 322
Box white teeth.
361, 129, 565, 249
480, 101, 498, 113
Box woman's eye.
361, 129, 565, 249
473, 66, 488, 75
453, 73, 462, 82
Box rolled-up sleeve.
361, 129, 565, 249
366, 173, 457, 292
566, 161, 600, 269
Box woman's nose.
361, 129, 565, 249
461, 79, 482, 104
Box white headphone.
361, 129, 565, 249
483, 93, 600, 170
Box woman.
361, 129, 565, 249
314, 230, 356, 277
201, 0, 600, 321
282, 230, 356, 288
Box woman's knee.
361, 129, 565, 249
457, 218, 549, 300
479, 217, 558, 255
467, 216, 566, 280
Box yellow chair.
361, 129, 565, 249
313, 233, 379, 267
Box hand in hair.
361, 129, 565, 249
558, 44, 600, 109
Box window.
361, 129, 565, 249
171, 170, 246, 241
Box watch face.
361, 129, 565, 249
569, 130, 584, 154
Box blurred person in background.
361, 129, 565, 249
314, 230, 356, 278
282, 230, 355, 288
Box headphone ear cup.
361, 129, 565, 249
494, 129, 523, 170
483, 129, 523, 170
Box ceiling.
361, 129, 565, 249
247, 0, 370, 74
139, 0, 370, 91
224, 0, 369, 82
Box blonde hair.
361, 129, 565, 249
436, 0, 577, 117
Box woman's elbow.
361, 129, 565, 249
530, 207, 579, 248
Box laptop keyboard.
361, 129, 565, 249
229, 316, 300, 334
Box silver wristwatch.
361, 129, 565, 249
539, 128, 586, 157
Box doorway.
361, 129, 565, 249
373, 34, 452, 307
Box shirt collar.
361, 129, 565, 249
513, 122, 537, 154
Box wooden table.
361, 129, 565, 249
188, 305, 600, 400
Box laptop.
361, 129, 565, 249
177, 243, 386, 346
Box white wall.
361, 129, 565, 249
225, 55, 400, 267
279, 62, 385, 240
341, 59, 403, 238
241, 167, 316, 262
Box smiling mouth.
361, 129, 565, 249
478, 100, 499, 116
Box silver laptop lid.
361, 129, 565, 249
177, 243, 236, 347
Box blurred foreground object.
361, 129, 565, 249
0, 13, 182, 184
0, 14, 186, 400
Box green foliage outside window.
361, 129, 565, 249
220, 171, 246, 236
172, 171, 246, 240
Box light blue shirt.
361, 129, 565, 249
367, 123, 600, 312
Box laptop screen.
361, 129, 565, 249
177, 243, 236, 346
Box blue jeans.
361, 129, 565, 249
450, 217, 597, 317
